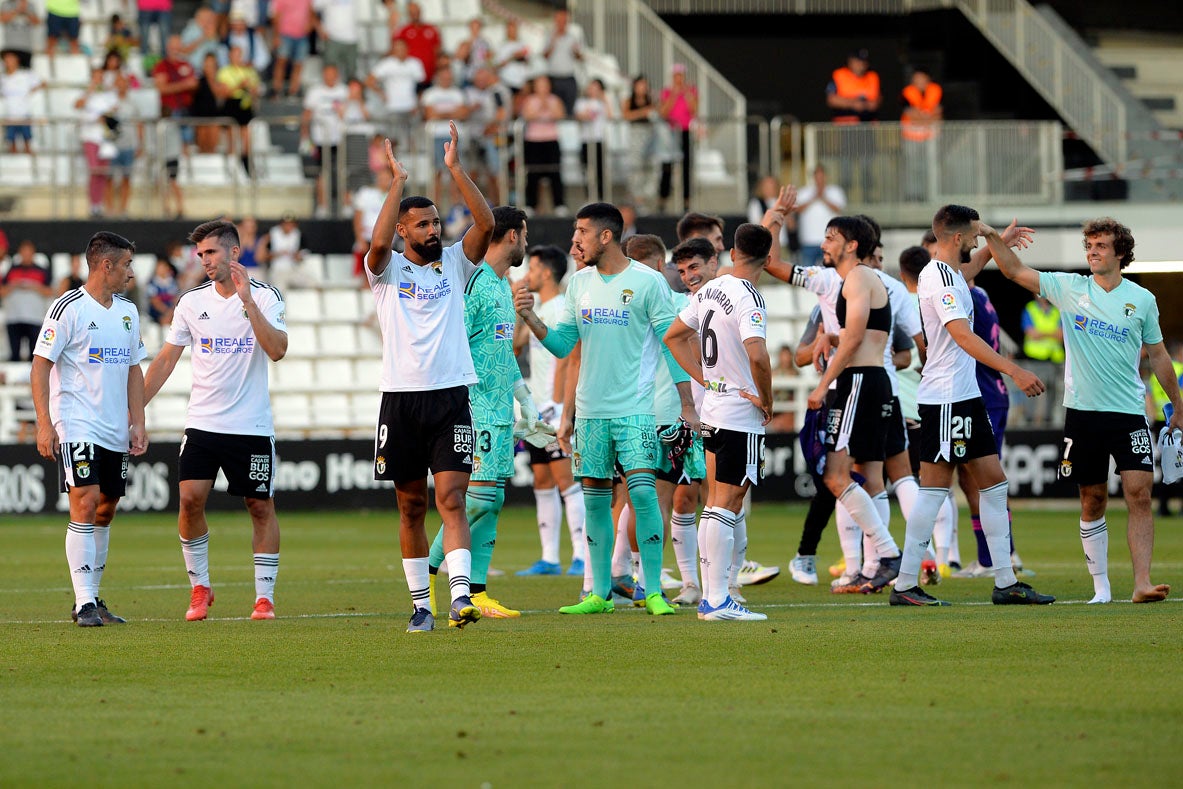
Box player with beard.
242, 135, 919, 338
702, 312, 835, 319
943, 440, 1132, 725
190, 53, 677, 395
365, 122, 495, 632
515, 202, 697, 616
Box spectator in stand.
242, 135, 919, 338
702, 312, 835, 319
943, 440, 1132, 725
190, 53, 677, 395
748, 175, 796, 253
1, 0, 40, 68
153, 34, 199, 156
575, 78, 611, 201
106, 74, 143, 218
792, 164, 845, 268
521, 75, 567, 215
659, 63, 697, 213
351, 166, 389, 283
147, 258, 179, 325
1, 239, 52, 361
825, 48, 880, 195
56, 253, 84, 295
105, 13, 138, 62
901, 67, 942, 202
1, 49, 43, 154
494, 18, 530, 95
313, 0, 358, 81
367, 37, 423, 154
270, 0, 312, 98
99, 50, 139, 90
619, 202, 638, 241
236, 214, 263, 271
259, 211, 311, 291
221, 9, 270, 73
342, 76, 371, 131
181, 7, 221, 71
44, 0, 80, 57
189, 51, 225, 154
301, 61, 348, 217
455, 17, 492, 86
544, 8, 583, 115
465, 65, 510, 204
74, 66, 118, 218
420, 65, 468, 206
393, 1, 439, 91
621, 74, 658, 207
217, 43, 260, 175
137, 0, 172, 56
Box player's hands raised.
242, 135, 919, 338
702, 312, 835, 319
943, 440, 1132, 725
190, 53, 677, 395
442, 121, 461, 170
974, 220, 996, 238
384, 137, 407, 184
229, 261, 252, 303
772, 184, 797, 215
129, 424, 148, 456
1000, 218, 1035, 250
36, 421, 59, 460
1010, 365, 1045, 397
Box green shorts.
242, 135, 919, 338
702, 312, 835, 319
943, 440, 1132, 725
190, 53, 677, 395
472, 419, 515, 482
573, 414, 659, 479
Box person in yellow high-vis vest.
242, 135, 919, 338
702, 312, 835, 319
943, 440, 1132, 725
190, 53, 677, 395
1021, 296, 1065, 362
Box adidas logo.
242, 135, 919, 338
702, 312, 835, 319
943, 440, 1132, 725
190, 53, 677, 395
73, 564, 92, 573
402, 265, 412, 273
463, 455, 472, 464
643, 534, 662, 544
87, 321, 99, 330
187, 570, 197, 576
198, 311, 210, 320
256, 483, 268, 492
1142, 456, 1152, 465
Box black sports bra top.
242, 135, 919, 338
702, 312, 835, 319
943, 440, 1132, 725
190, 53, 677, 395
836, 288, 892, 332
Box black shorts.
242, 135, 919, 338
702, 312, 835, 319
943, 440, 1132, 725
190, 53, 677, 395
1060, 408, 1153, 486
165, 158, 179, 179
179, 428, 276, 499
906, 418, 922, 476
528, 438, 569, 465
917, 398, 998, 465
885, 395, 908, 458
58, 442, 128, 497
701, 424, 763, 487
825, 366, 893, 462
374, 386, 473, 484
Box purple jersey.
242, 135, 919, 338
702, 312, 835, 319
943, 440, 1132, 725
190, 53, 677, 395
971, 285, 1008, 411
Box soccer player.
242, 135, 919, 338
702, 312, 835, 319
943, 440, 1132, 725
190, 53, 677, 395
365, 122, 495, 632
890, 204, 1053, 606
425, 206, 537, 619
663, 223, 773, 621
32, 231, 147, 627
514, 202, 696, 616
514, 243, 587, 580
985, 216, 1179, 603
144, 219, 288, 622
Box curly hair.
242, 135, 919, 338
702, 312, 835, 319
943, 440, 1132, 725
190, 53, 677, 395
1082, 217, 1135, 268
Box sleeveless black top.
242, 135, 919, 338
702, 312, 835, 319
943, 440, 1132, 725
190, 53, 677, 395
836, 287, 892, 331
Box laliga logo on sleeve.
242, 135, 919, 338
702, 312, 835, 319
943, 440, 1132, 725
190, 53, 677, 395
749, 309, 765, 328
940, 293, 957, 312
40, 327, 56, 344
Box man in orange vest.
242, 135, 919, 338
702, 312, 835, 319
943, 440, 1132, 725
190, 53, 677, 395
901, 67, 942, 202
825, 49, 880, 198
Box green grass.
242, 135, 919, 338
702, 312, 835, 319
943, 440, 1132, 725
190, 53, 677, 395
2, 504, 1182, 787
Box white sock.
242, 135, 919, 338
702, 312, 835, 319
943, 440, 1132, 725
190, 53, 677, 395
611, 505, 632, 577
254, 552, 279, 603
561, 483, 586, 562
403, 557, 431, 611
66, 521, 97, 610
835, 502, 863, 575
1080, 518, 1110, 602
728, 510, 747, 589
945, 491, 962, 566
535, 486, 562, 565
860, 532, 879, 578
181, 533, 211, 587
93, 525, 110, 594
671, 511, 698, 586
892, 475, 918, 520
979, 481, 1016, 587
703, 507, 736, 606
896, 486, 947, 590
933, 491, 955, 567
444, 548, 472, 602
697, 512, 711, 600
839, 483, 899, 557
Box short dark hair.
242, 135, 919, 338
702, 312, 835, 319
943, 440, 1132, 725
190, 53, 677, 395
854, 213, 881, 246
732, 223, 773, 262
528, 244, 568, 284
676, 211, 724, 243
825, 216, 876, 259
188, 219, 240, 251
398, 195, 435, 220
623, 234, 666, 264
921, 228, 937, 246
575, 202, 624, 242
670, 237, 716, 267
898, 245, 931, 280
1082, 217, 1135, 268
491, 205, 528, 243
85, 231, 135, 269
932, 204, 980, 237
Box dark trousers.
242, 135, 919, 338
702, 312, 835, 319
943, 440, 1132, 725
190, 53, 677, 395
7, 321, 39, 361
550, 75, 578, 115
524, 139, 564, 210
581, 141, 606, 201
659, 128, 692, 205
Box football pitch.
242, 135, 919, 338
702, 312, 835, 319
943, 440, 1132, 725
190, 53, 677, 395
2, 503, 1182, 787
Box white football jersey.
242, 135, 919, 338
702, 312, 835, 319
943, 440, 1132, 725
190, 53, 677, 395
167, 279, 286, 436
878, 270, 922, 396
527, 293, 565, 406
917, 259, 981, 404
367, 241, 478, 392
678, 274, 768, 434
34, 288, 147, 452
790, 265, 841, 334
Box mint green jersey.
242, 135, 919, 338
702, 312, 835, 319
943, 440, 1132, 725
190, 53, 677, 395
1040, 271, 1163, 415
542, 260, 689, 419
465, 262, 520, 425
652, 289, 688, 425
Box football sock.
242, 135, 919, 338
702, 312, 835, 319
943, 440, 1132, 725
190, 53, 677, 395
1008, 508, 1016, 556
896, 486, 947, 590
840, 482, 899, 558
627, 473, 663, 599
93, 525, 110, 593
670, 511, 698, 586
444, 549, 472, 602
697, 513, 711, 600
860, 491, 890, 576
535, 486, 562, 565
402, 557, 431, 611
702, 507, 737, 607
561, 483, 586, 563
1080, 518, 1110, 601
727, 510, 747, 589
66, 521, 97, 610
611, 504, 632, 577
892, 475, 918, 520
933, 491, 955, 568
972, 514, 991, 567
835, 502, 863, 576
979, 481, 1016, 587
467, 483, 505, 586
253, 552, 279, 603
180, 532, 210, 588
798, 474, 835, 555
945, 491, 962, 566
583, 485, 615, 599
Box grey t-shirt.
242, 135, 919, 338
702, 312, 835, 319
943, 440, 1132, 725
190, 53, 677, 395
2, 0, 36, 52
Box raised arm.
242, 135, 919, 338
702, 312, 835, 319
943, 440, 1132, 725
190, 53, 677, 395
442, 121, 494, 265
365, 138, 408, 277
231, 263, 287, 361
761, 184, 797, 282
971, 219, 1038, 291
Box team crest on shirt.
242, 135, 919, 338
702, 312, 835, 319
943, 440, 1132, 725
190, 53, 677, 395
620, 289, 634, 305
75, 461, 91, 479
1124, 303, 1136, 317
122, 315, 132, 332
953, 439, 967, 458
277, 310, 286, 325
375, 455, 387, 474
431, 261, 443, 275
